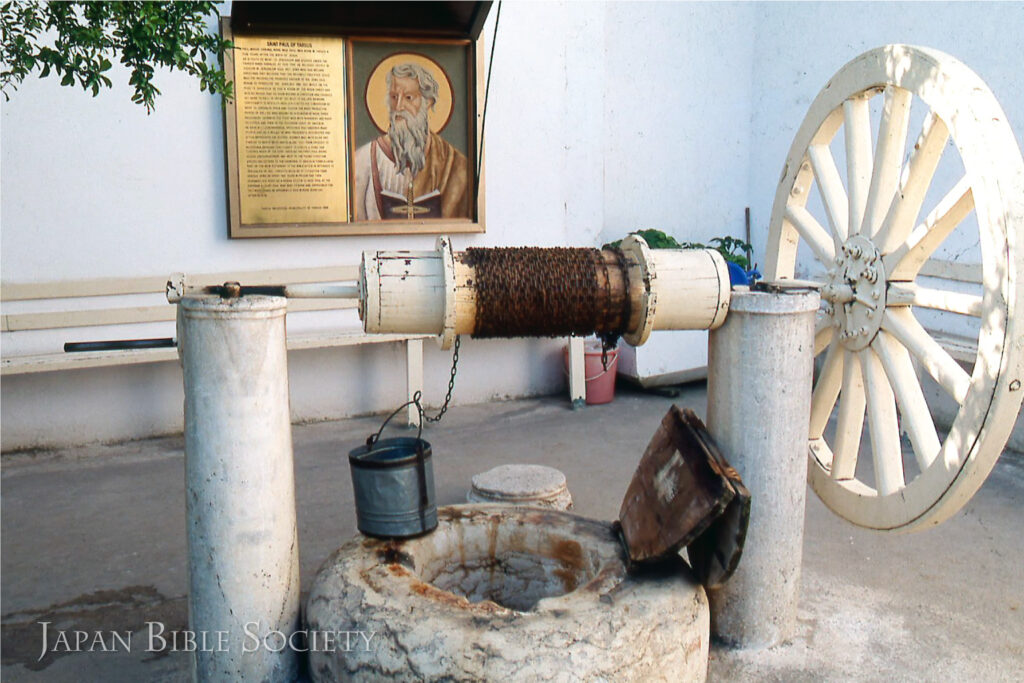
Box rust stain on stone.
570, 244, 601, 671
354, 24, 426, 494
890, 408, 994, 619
583, 562, 622, 592
554, 568, 580, 593
377, 543, 414, 570
551, 539, 585, 571
551, 539, 585, 594
487, 518, 499, 560
410, 580, 464, 605
440, 506, 493, 521
406, 578, 508, 615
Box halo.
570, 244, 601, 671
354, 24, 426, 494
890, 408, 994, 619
365, 53, 454, 135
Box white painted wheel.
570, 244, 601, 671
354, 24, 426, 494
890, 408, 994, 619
765, 45, 1024, 531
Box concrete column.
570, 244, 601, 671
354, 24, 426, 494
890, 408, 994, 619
705, 287, 819, 649
178, 295, 300, 681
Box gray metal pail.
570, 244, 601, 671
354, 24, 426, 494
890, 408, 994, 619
348, 405, 437, 538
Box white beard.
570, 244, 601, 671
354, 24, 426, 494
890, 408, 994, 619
388, 106, 430, 177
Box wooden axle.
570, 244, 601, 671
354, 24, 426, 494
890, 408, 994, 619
360, 236, 731, 349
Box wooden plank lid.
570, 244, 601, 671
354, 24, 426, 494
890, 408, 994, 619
618, 405, 749, 586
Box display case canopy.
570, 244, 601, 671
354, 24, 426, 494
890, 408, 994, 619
230, 1, 493, 40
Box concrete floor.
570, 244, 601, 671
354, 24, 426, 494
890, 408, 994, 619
2, 383, 1022, 681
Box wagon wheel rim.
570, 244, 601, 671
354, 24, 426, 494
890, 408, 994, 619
764, 45, 1024, 532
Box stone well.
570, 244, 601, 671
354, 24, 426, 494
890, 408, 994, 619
306, 504, 709, 681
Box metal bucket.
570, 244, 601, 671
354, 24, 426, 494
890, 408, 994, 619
348, 400, 437, 538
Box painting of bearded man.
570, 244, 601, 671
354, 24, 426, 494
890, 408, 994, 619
353, 62, 470, 221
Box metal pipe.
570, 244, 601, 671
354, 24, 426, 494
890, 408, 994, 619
178, 295, 300, 681
284, 282, 360, 299
705, 285, 819, 649
64, 337, 176, 352
166, 278, 360, 303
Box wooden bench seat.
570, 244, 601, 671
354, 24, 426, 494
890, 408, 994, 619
1, 331, 426, 376
916, 259, 982, 366
1, 265, 429, 425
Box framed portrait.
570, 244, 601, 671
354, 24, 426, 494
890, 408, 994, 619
221, 17, 485, 238
349, 39, 477, 227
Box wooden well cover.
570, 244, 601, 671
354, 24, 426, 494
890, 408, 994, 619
618, 405, 749, 579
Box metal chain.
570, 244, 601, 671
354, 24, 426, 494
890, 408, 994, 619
424, 335, 461, 423
599, 253, 612, 371
597, 247, 629, 370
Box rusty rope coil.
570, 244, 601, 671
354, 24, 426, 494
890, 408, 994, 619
463, 247, 631, 340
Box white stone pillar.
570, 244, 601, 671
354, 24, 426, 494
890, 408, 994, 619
705, 287, 819, 649
178, 295, 300, 681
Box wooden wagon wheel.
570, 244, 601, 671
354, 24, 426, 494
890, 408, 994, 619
765, 45, 1024, 532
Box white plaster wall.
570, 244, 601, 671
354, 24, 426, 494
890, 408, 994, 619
745, 1, 1024, 270
4, 2, 1023, 450
601, 2, 756, 248
0, 2, 620, 450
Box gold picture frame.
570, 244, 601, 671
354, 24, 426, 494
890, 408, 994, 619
222, 18, 485, 238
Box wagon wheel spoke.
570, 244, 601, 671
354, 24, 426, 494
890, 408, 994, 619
883, 177, 974, 280
830, 351, 865, 481
815, 313, 835, 354
785, 205, 836, 266
843, 97, 873, 235
810, 342, 844, 440
873, 113, 950, 256
872, 331, 940, 470
860, 347, 904, 495
862, 86, 913, 238
887, 283, 983, 317
808, 143, 850, 248
881, 307, 971, 404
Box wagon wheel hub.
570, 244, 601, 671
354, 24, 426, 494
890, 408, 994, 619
822, 235, 886, 352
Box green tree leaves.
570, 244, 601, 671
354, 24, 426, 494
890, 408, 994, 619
1, 1, 233, 113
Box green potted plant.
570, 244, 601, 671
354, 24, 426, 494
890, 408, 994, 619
604, 228, 754, 271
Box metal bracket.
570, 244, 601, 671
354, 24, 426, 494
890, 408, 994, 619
437, 236, 458, 350
620, 235, 657, 347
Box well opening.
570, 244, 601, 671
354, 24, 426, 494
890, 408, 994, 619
407, 515, 604, 612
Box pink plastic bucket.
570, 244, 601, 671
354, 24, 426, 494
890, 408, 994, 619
564, 342, 618, 405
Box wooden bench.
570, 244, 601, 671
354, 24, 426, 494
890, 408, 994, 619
1, 265, 430, 425
916, 259, 982, 365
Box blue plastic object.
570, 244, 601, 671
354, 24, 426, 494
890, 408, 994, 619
726, 261, 749, 287
725, 261, 761, 288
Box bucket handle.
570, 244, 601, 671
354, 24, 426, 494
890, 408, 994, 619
562, 350, 618, 382
364, 391, 432, 527
366, 391, 425, 450
563, 365, 615, 382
